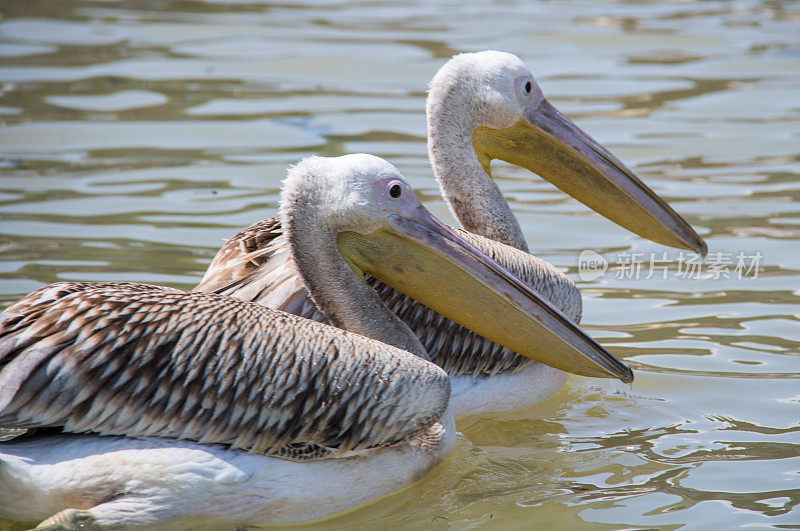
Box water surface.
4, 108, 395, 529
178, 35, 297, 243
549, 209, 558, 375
1, 0, 799, 529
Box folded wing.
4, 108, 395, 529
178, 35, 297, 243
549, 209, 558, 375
0, 282, 450, 459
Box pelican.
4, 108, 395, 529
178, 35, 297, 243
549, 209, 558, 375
195, 52, 706, 417
0, 155, 630, 528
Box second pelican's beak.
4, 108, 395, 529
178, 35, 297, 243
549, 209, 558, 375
473, 100, 707, 256
337, 205, 633, 382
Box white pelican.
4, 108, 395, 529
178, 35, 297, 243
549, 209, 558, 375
0, 155, 630, 528
196, 52, 705, 417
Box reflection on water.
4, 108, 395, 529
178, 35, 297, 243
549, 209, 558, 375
1, 0, 799, 528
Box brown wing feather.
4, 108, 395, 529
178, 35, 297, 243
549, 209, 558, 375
196, 219, 582, 377
0, 282, 449, 458
195, 217, 321, 319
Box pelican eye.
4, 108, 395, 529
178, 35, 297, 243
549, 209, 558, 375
524, 81, 532, 94
389, 183, 402, 198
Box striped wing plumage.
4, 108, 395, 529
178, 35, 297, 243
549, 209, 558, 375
0, 282, 450, 459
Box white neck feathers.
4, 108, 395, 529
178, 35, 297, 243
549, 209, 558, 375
280, 160, 430, 360
426, 55, 530, 253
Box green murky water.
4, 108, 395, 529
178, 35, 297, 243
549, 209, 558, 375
1, 0, 799, 528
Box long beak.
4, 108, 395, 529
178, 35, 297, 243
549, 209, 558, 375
337, 205, 633, 382
473, 100, 707, 256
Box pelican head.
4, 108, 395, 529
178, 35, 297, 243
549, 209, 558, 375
281, 154, 632, 382
428, 50, 706, 256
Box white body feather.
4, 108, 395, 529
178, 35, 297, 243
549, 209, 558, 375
0, 412, 455, 527
450, 364, 567, 419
